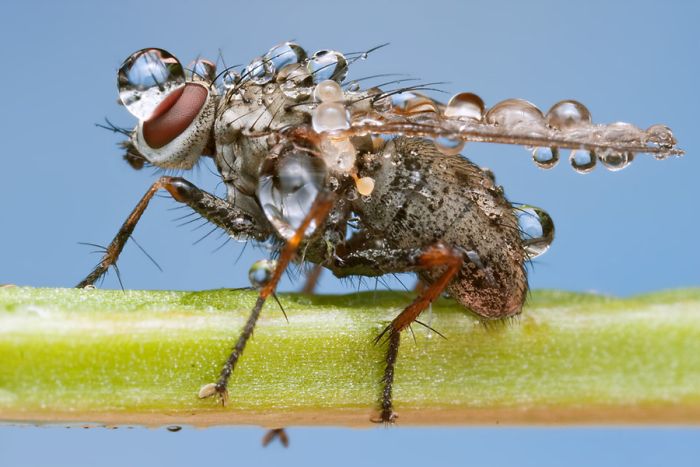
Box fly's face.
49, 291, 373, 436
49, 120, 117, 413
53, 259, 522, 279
117, 48, 219, 169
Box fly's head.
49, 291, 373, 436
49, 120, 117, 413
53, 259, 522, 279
116, 48, 219, 170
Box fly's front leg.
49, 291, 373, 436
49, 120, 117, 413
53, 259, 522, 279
76, 176, 263, 288
198, 192, 336, 405
334, 241, 464, 424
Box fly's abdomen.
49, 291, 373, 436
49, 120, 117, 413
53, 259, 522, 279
356, 137, 528, 319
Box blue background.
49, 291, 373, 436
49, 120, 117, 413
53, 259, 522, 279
1, 0, 699, 465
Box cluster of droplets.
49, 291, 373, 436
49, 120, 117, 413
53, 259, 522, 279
515, 205, 555, 259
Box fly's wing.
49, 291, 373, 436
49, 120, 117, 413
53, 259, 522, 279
335, 88, 682, 170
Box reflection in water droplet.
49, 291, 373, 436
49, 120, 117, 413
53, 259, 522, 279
569, 149, 596, 173
346, 81, 360, 92
258, 150, 328, 239
307, 50, 348, 83
118, 48, 185, 120
392, 93, 439, 114
485, 99, 544, 127
434, 137, 465, 156
166, 425, 182, 432
532, 147, 559, 169
245, 57, 276, 85
265, 42, 306, 71
444, 92, 484, 121
248, 260, 277, 288
516, 205, 555, 258
277, 64, 313, 101
645, 124, 676, 149
187, 59, 216, 82
598, 149, 633, 171
216, 70, 240, 93
312, 103, 350, 133
314, 80, 344, 102
545, 100, 591, 129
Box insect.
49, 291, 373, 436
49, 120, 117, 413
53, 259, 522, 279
80, 43, 683, 424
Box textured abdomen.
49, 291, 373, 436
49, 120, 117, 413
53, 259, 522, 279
356, 138, 527, 319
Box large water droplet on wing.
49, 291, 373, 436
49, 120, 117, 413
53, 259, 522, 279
569, 149, 596, 173
516, 205, 555, 258
118, 48, 185, 120
531, 147, 559, 169
598, 149, 633, 171
545, 100, 591, 129
258, 150, 328, 239
265, 42, 307, 70
485, 99, 544, 127
248, 259, 277, 288
245, 56, 276, 85
645, 124, 676, 149
444, 92, 484, 121
307, 50, 348, 83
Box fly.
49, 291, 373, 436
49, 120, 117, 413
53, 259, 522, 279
80, 43, 683, 424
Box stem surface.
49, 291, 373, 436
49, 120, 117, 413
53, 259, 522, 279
1, 287, 699, 427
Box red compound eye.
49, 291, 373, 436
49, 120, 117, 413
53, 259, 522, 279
142, 83, 208, 149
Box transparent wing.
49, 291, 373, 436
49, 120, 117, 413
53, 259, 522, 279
334, 88, 682, 171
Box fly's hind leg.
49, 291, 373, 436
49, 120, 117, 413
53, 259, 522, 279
332, 241, 464, 424
76, 176, 264, 288
198, 192, 335, 405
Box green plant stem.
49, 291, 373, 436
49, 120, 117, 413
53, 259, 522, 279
1, 286, 700, 427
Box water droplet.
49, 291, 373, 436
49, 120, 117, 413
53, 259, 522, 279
346, 81, 360, 92
277, 64, 313, 101
186, 58, 216, 82
312, 102, 350, 133
216, 69, 240, 92
355, 177, 375, 196
645, 124, 676, 149
444, 92, 484, 121
392, 92, 439, 114
319, 137, 356, 172
257, 150, 328, 239
598, 149, 633, 171
516, 205, 555, 258
433, 137, 465, 155
485, 99, 544, 127
118, 48, 185, 120
531, 147, 559, 169
245, 56, 275, 85
264, 42, 306, 70
248, 259, 277, 288
313, 79, 344, 102
569, 149, 596, 173
307, 50, 348, 83
166, 425, 182, 432
545, 100, 591, 129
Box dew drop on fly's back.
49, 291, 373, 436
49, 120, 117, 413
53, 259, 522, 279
307, 50, 348, 83
443, 92, 485, 121
313, 80, 344, 103
569, 149, 597, 173
257, 150, 328, 239
118, 48, 185, 120
545, 100, 591, 129
265, 42, 307, 70
598, 149, 634, 171
312, 102, 350, 133
186, 58, 216, 82
245, 56, 276, 85
645, 124, 676, 149
531, 147, 560, 169
216, 69, 241, 93
248, 260, 277, 288
516, 205, 555, 258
